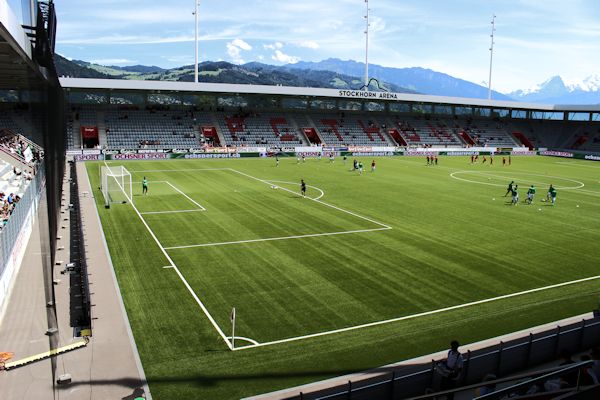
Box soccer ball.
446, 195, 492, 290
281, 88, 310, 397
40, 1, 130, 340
271, 185, 278, 190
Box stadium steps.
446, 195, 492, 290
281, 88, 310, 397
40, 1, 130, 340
512, 131, 535, 149
209, 113, 227, 146
303, 115, 325, 145
458, 131, 476, 145
2, 339, 88, 371
71, 118, 81, 149
97, 111, 107, 148
387, 128, 407, 146
321, 119, 344, 142
286, 114, 309, 145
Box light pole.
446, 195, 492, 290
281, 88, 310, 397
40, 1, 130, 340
194, 0, 200, 83
488, 14, 496, 100
364, 0, 370, 91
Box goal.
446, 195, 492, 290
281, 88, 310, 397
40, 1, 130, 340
100, 165, 132, 208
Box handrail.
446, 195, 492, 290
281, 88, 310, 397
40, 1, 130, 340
405, 363, 588, 400
474, 360, 594, 400
306, 319, 600, 400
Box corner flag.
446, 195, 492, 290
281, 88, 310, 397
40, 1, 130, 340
230, 307, 236, 349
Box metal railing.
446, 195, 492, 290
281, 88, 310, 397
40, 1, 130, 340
291, 318, 600, 400
0, 165, 45, 277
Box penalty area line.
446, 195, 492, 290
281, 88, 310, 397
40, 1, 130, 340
231, 274, 600, 351
164, 181, 206, 211
102, 161, 232, 350
164, 227, 391, 250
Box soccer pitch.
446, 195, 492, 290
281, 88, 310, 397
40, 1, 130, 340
87, 156, 600, 399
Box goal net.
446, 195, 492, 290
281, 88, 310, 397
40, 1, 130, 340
100, 166, 132, 208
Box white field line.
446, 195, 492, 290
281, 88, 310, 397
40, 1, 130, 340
228, 169, 392, 230
164, 181, 206, 211
555, 161, 600, 169
141, 209, 205, 215
268, 180, 325, 201
226, 336, 260, 346
128, 168, 231, 173
231, 274, 600, 351
132, 181, 167, 184
164, 227, 391, 250
103, 161, 233, 350
450, 171, 584, 190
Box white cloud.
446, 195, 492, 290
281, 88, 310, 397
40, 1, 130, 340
90, 58, 135, 65
231, 38, 252, 51
271, 50, 300, 64
263, 42, 284, 50
296, 40, 319, 49
226, 38, 252, 64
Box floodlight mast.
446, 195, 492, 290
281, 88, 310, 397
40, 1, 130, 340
364, 0, 370, 91
194, 0, 200, 83
488, 14, 496, 100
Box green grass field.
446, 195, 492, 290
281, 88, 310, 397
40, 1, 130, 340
86, 156, 600, 399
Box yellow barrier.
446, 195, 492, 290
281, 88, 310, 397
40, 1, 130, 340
2, 339, 88, 371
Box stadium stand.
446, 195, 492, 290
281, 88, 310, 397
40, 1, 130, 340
310, 113, 392, 146
61, 103, 600, 152
215, 111, 305, 146
104, 107, 200, 150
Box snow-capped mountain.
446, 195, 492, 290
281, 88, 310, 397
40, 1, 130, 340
509, 75, 600, 104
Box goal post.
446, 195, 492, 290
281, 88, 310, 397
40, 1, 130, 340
100, 165, 133, 208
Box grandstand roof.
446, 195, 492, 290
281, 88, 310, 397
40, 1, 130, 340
60, 78, 600, 113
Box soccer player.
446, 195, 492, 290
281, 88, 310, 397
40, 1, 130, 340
502, 157, 506, 166
482, 156, 487, 164
549, 186, 557, 205
546, 184, 554, 202
470, 155, 474, 164
275, 155, 280, 167
435, 156, 438, 166
511, 185, 519, 205
302, 154, 306, 163
300, 179, 306, 197
297, 155, 301, 164
353, 159, 358, 171
371, 159, 376, 172
490, 156, 494, 165
526, 185, 536, 204
329, 152, 335, 163
358, 161, 364, 175
142, 176, 148, 195
343, 155, 347, 165
426, 155, 430, 165
318, 153, 322, 161
505, 180, 514, 197
508, 155, 512, 166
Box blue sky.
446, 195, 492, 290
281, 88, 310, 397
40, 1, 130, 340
38, 0, 600, 92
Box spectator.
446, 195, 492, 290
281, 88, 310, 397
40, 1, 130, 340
579, 354, 598, 385
474, 373, 496, 396
437, 340, 464, 400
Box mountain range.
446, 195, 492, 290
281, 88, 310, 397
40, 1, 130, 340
55, 55, 600, 104
509, 75, 600, 104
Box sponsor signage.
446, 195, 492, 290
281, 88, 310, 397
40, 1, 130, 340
584, 154, 600, 161
182, 153, 241, 159
74, 154, 102, 161
540, 150, 574, 158
338, 90, 401, 100
112, 153, 169, 160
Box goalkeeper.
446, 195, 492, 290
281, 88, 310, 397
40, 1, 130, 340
142, 177, 148, 195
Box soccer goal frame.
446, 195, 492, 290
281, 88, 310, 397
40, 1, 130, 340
100, 165, 133, 208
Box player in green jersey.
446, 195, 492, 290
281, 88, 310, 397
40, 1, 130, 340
549, 186, 557, 205
142, 177, 148, 195
526, 185, 536, 204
